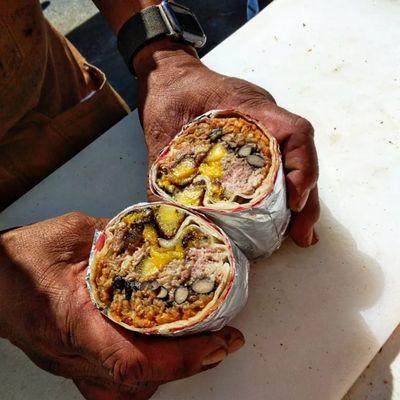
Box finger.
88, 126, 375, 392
46, 212, 110, 262
58, 212, 109, 233
76, 307, 244, 386
131, 326, 245, 382
237, 101, 318, 212
281, 118, 318, 212
236, 101, 301, 144
289, 186, 320, 247
89, 217, 109, 232
74, 379, 158, 400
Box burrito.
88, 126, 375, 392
87, 202, 249, 335
149, 110, 290, 259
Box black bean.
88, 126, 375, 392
125, 281, 138, 300
164, 300, 174, 308
113, 276, 126, 291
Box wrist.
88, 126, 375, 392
94, 0, 161, 34
133, 37, 201, 80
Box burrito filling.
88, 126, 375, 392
155, 116, 273, 206
92, 205, 231, 329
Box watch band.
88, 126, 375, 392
117, 5, 170, 76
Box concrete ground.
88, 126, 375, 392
42, 0, 271, 108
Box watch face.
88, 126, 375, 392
169, 3, 205, 37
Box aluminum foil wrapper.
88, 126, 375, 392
203, 164, 290, 259
86, 202, 249, 336
149, 110, 291, 259
170, 234, 249, 336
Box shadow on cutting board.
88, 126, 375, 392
244, 203, 391, 399
146, 203, 393, 400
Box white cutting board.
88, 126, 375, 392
1, 0, 399, 399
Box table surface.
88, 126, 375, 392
1, 0, 399, 399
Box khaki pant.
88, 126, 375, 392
0, 1, 130, 210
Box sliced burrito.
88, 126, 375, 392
87, 202, 248, 335
150, 110, 290, 259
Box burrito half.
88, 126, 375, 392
87, 202, 248, 335
150, 110, 290, 259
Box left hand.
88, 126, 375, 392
0, 213, 244, 400
134, 41, 319, 247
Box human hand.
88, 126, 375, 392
0, 213, 244, 400
134, 41, 319, 247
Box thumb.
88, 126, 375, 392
237, 101, 319, 212
86, 216, 109, 232
131, 326, 245, 382
78, 309, 245, 386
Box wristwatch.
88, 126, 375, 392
117, 0, 207, 77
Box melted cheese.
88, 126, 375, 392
198, 143, 227, 180
205, 143, 227, 162
198, 161, 223, 179
138, 224, 185, 278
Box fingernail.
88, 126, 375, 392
227, 338, 245, 353
311, 229, 319, 245
221, 330, 245, 353
295, 189, 310, 212
202, 348, 227, 366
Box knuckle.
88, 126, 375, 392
303, 163, 319, 186
127, 351, 151, 383
61, 212, 92, 229
63, 211, 86, 221
100, 343, 151, 385
294, 116, 314, 137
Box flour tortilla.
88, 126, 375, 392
87, 202, 248, 335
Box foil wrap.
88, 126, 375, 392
202, 164, 290, 259
149, 110, 291, 259
86, 202, 249, 336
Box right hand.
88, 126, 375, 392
0, 212, 244, 399
135, 41, 319, 247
